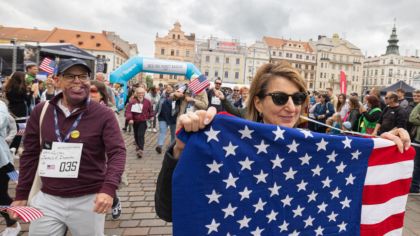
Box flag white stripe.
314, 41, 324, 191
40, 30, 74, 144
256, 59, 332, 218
365, 160, 413, 185
373, 138, 395, 148
384, 228, 403, 236
361, 194, 407, 224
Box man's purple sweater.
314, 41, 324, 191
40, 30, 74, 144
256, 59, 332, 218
15, 94, 126, 200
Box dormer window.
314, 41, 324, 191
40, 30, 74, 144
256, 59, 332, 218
96, 43, 101, 47
78, 41, 83, 45
76, 34, 81, 38
91, 35, 95, 39
59, 40, 65, 43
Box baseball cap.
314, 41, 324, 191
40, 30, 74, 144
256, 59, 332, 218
57, 58, 91, 75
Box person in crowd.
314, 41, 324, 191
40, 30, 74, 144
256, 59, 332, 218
308, 93, 321, 131
146, 86, 161, 133
344, 97, 361, 132
373, 92, 407, 136
0, 101, 21, 236
336, 94, 349, 121
369, 87, 386, 110
40, 75, 59, 102
396, 88, 409, 109
234, 87, 249, 108
10, 58, 126, 235
227, 86, 241, 106
409, 90, 420, 193
313, 94, 335, 133
207, 78, 225, 112
326, 87, 337, 108
95, 72, 115, 106
25, 63, 38, 85
177, 87, 208, 116
328, 113, 343, 135
154, 61, 411, 222
90, 80, 125, 220
126, 87, 153, 158
4, 71, 34, 153
155, 84, 180, 154
358, 95, 382, 134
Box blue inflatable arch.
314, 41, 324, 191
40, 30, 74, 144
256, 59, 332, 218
109, 56, 202, 110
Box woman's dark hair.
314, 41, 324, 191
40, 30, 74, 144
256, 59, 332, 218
349, 97, 360, 110
366, 95, 380, 108
336, 94, 347, 112
90, 80, 109, 106
4, 71, 26, 94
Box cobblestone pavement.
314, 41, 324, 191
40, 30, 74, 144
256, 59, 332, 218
1, 117, 420, 235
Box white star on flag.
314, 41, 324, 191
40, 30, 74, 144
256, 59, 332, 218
317, 202, 328, 213
281, 195, 293, 207
321, 176, 332, 188
315, 226, 325, 236
272, 126, 285, 140
253, 198, 267, 213
287, 140, 299, 153
330, 187, 341, 199
251, 227, 264, 236
327, 211, 338, 222
222, 203, 237, 219
299, 129, 314, 138
311, 165, 323, 176
336, 162, 347, 174
206, 160, 223, 174
342, 136, 352, 149
271, 155, 284, 169
304, 215, 315, 228
345, 173, 356, 185
278, 220, 289, 232
299, 153, 312, 165
351, 150, 362, 160
205, 127, 220, 142
338, 221, 348, 232
268, 182, 281, 197
254, 140, 269, 154
237, 215, 251, 229
266, 210, 278, 223
254, 170, 268, 184
326, 150, 337, 163
206, 219, 220, 234
297, 180, 308, 192
284, 167, 298, 180
223, 173, 239, 189
206, 190, 222, 204
292, 205, 305, 218
238, 125, 254, 139
307, 190, 318, 203
239, 187, 252, 201
223, 142, 238, 157
316, 138, 328, 151
340, 197, 352, 209
239, 157, 254, 171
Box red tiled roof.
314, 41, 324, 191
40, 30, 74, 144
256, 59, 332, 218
263, 36, 314, 53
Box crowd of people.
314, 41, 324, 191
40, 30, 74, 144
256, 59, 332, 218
0, 58, 417, 235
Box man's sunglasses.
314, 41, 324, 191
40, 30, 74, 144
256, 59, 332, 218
265, 92, 307, 106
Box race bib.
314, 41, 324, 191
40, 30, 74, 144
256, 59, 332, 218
131, 103, 143, 113
172, 101, 176, 110
186, 106, 195, 113
39, 142, 83, 178
211, 97, 221, 105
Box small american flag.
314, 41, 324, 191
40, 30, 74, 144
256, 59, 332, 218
188, 74, 210, 95
0, 206, 44, 222
16, 123, 26, 136
39, 57, 56, 74
173, 114, 415, 236
47, 164, 55, 170
7, 170, 19, 182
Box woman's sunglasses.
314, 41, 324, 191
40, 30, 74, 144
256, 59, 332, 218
265, 92, 307, 106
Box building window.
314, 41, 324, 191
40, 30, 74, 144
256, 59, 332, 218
161, 48, 165, 55
215, 71, 219, 77
306, 55, 309, 60
176, 50, 179, 56
171, 50, 174, 56
205, 55, 210, 62
172, 34, 175, 39
235, 72, 239, 79
224, 71, 229, 78
273, 51, 276, 56
205, 71, 209, 76
177, 35, 180, 40
279, 52, 282, 57
236, 58, 240, 65
321, 63, 323, 68
389, 69, 393, 77
159, 74, 163, 79
226, 57, 229, 64
186, 50, 190, 57
174, 75, 178, 80
381, 69, 385, 75
216, 57, 219, 63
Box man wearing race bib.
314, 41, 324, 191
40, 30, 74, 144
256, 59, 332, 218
10, 58, 126, 236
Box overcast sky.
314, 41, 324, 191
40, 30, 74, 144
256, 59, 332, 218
1, 0, 420, 57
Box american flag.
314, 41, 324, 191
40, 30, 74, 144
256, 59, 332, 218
173, 114, 414, 236
7, 170, 19, 182
16, 123, 26, 136
188, 74, 210, 95
0, 206, 44, 222
39, 57, 56, 74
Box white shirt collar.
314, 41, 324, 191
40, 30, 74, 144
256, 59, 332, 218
58, 99, 79, 118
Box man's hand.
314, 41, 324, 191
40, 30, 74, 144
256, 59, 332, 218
185, 96, 194, 103
8, 200, 28, 219
214, 90, 225, 100
93, 193, 113, 214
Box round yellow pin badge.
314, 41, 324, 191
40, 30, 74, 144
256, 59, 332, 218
71, 130, 80, 139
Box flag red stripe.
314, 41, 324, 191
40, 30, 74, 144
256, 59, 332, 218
360, 212, 404, 236
362, 178, 412, 205
368, 146, 415, 167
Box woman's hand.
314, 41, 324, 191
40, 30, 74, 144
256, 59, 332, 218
173, 107, 217, 159
380, 128, 411, 153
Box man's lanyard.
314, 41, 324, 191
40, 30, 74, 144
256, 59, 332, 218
54, 100, 89, 142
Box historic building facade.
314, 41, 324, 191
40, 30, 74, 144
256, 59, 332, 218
311, 34, 364, 94
363, 24, 420, 92
154, 22, 195, 84
244, 41, 270, 84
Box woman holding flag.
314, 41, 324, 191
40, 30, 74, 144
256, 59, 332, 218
155, 61, 411, 223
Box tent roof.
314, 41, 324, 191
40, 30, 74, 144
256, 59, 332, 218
381, 80, 415, 93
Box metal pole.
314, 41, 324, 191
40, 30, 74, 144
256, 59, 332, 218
12, 38, 17, 72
